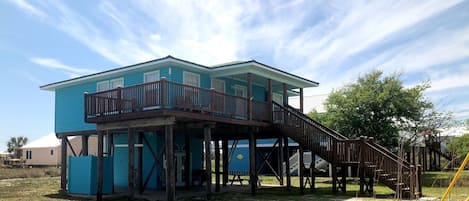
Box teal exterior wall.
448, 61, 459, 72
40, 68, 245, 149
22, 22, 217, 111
55, 64, 269, 134
68, 156, 113, 195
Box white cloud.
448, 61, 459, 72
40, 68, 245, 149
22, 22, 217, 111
8, 0, 46, 18
30, 57, 96, 78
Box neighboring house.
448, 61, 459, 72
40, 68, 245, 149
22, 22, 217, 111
21, 133, 98, 166
40, 55, 417, 200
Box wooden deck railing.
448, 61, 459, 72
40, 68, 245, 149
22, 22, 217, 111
84, 78, 270, 123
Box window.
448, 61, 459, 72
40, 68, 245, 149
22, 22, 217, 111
211, 79, 225, 93
97, 81, 109, 92
26, 150, 32, 159
50, 149, 54, 156
233, 85, 247, 97
183, 71, 200, 87
110, 78, 124, 89
144, 71, 160, 83
273, 93, 283, 104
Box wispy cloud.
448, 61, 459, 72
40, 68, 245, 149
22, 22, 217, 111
8, 0, 46, 18
30, 57, 96, 78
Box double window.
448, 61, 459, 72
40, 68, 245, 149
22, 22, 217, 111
96, 78, 124, 92
143, 71, 160, 107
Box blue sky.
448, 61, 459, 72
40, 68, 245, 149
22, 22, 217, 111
1, 0, 469, 151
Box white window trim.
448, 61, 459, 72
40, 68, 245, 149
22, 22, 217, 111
211, 79, 225, 93
143, 70, 160, 83
96, 80, 110, 92
232, 85, 247, 97
110, 78, 124, 89
183, 71, 201, 87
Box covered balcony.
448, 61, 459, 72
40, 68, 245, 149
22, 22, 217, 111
84, 77, 271, 125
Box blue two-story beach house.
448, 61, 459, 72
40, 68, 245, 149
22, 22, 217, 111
40, 56, 419, 200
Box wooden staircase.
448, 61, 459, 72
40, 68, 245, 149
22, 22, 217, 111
272, 102, 421, 198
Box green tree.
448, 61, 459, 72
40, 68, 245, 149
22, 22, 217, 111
309, 70, 432, 149
7, 136, 28, 159
447, 134, 469, 160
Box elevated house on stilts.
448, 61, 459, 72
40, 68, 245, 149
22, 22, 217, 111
40, 56, 421, 200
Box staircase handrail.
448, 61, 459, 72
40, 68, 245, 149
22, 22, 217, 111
273, 102, 344, 141
284, 104, 348, 140
364, 141, 411, 170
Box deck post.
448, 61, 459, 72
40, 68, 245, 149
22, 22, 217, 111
97, 132, 104, 201
283, 136, 291, 191
214, 140, 221, 192
249, 128, 257, 195
359, 136, 366, 194
137, 131, 143, 194
204, 126, 212, 199
278, 137, 284, 185
60, 135, 67, 191
222, 140, 229, 187
161, 77, 166, 110
282, 83, 288, 106
416, 165, 422, 198
184, 130, 191, 189
299, 88, 304, 113
107, 132, 113, 157
299, 146, 305, 195
247, 73, 252, 121
331, 140, 338, 193
341, 165, 347, 193
128, 128, 135, 199
310, 156, 316, 191
267, 79, 273, 123
81, 135, 89, 156
166, 125, 176, 201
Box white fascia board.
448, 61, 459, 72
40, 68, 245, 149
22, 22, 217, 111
211, 62, 318, 88
40, 57, 210, 91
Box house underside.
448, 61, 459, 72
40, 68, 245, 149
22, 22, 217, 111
56, 75, 422, 201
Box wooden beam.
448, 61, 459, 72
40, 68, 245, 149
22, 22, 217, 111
284, 137, 291, 191
137, 132, 143, 194
299, 88, 304, 113
60, 136, 67, 191
204, 126, 212, 200
299, 147, 304, 195
97, 116, 175, 130
81, 135, 89, 156
247, 73, 252, 121
128, 128, 135, 198
166, 125, 176, 201
96, 132, 104, 201
249, 128, 257, 195
282, 83, 288, 106
107, 132, 113, 157
332, 140, 338, 193
278, 137, 284, 186
184, 130, 191, 189
214, 140, 221, 192
267, 79, 273, 122
222, 140, 229, 187
359, 136, 365, 194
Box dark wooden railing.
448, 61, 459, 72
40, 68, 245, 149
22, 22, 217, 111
272, 101, 417, 196
85, 79, 270, 123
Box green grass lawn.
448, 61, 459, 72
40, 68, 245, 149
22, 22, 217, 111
0, 169, 467, 200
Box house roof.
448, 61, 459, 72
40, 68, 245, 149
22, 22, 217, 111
40, 55, 319, 91
21, 133, 75, 149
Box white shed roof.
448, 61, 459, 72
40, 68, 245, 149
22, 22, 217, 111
22, 133, 62, 148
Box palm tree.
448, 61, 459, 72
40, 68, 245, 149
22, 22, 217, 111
7, 136, 28, 159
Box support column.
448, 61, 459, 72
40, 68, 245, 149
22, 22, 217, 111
282, 83, 288, 106
267, 79, 273, 123
331, 140, 338, 193
283, 137, 291, 190
341, 165, 347, 193
60, 136, 67, 191
137, 132, 143, 194
299, 147, 305, 195
247, 73, 252, 121
81, 135, 89, 156
184, 131, 191, 189
222, 140, 229, 186
166, 125, 176, 201
107, 132, 113, 157
249, 128, 257, 195
299, 88, 304, 113
278, 137, 284, 186
359, 136, 366, 194
214, 140, 221, 192
96, 132, 104, 201
310, 155, 316, 191
128, 129, 135, 199
204, 126, 212, 200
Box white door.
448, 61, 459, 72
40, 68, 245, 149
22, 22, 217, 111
233, 85, 247, 118
183, 71, 200, 105
143, 71, 160, 107
211, 79, 225, 112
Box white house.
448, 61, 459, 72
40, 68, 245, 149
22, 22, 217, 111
21, 133, 98, 166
